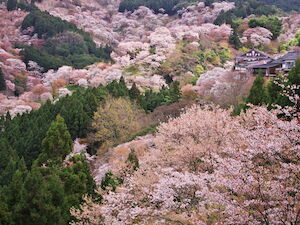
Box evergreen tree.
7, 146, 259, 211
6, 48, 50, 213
229, 29, 242, 49
129, 82, 141, 101
107, 77, 129, 97
0, 188, 12, 225
0, 69, 6, 91
205, 0, 215, 7
247, 72, 269, 105
14, 167, 65, 225
0, 158, 17, 186
59, 98, 89, 139
39, 115, 72, 165
168, 81, 181, 102
287, 58, 300, 91
7, 0, 17, 11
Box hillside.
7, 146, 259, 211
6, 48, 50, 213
0, 0, 299, 224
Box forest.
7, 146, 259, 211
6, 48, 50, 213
19, 9, 112, 71
118, 0, 300, 16
228, 0, 300, 12
0, 0, 299, 223
0, 77, 181, 224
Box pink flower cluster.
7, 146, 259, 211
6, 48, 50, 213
72, 105, 300, 224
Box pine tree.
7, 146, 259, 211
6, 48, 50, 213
229, 28, 242, 49
169, 81, 181, 102
7, 0, 17, 11
129, 82, 141, 100
0, 69, 6, 91
247, 72, 269, 105
205, 0, 215, 7
0, 188, 12, 225
59, 99, 89, 139
287, 58, 300, 92
14, 167, 65, 225
39, 115, 72, 165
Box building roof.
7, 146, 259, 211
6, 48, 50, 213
251, 61, 281, 69
236, 48, 273, 60
278, 51, 300, 61
251, 51, 300, 69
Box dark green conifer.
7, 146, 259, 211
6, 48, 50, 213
7, 0, 17, 11
247, 72, 269, 105
229, 29, 242, 49
0, 69, 6, 91
129, 82, 141, 100
39, 115, 72, 164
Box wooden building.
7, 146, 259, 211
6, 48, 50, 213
234, 49, 273, 72
251, 51, 300, 76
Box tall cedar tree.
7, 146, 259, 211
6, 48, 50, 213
229, 28, 242, 49
14, 167, 65, 225
247, 72, 269, 105
7, 0, 17, 11
129, 82, 141, 101
39, 115, 72, 164
0, 69, 6, 91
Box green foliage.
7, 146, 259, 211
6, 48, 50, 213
229, 28, 242, 49
205, 0, 215, 7
280, 30, 300, 51
214, 0, 279, 26
0, 85, 108, 167
126, 149, 139, 171
0, 78, 182, 225
119, 0, 180, 15
7, 0, 17, 11
0, 69, 6, 91
39, 115, 72, 165
20, 9, 112, 71
251, 0, 300, 12
101, 171, 122, 191
106, 77, 129, 97
20, 46, 67, 71
249, 16, 282, 40
128, 123, 158, 141
246, 72, 269, 105
14, 167, 65, 225
268, 59, 300, 111
124, 65, 140, 75
158, 41, 231, 82
58, 155, 97, 211
140, 81, 181, 112
129, 82, 141, 101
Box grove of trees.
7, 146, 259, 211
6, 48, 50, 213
119, 0, 180, 15
214, 0, 279, 26
248, 15, 282, 40
0, 77, 181, 224
20, 9, 112, 71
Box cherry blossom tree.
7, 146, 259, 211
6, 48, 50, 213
71, 105, 300, 224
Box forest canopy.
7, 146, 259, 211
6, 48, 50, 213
20, 9, 112, 71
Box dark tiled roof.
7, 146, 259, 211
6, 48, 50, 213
251, 51, 300, 69
251, 62, 281, 69
279, 51, 300, 61
237, 48, 273, 59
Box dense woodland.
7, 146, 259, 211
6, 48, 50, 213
19, 9, 112, 71
228, 0, 300, 12
0, 0, 299, 224
214, 0, 279, 25
119, 0, 300, 16
0, 77, 181, 225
